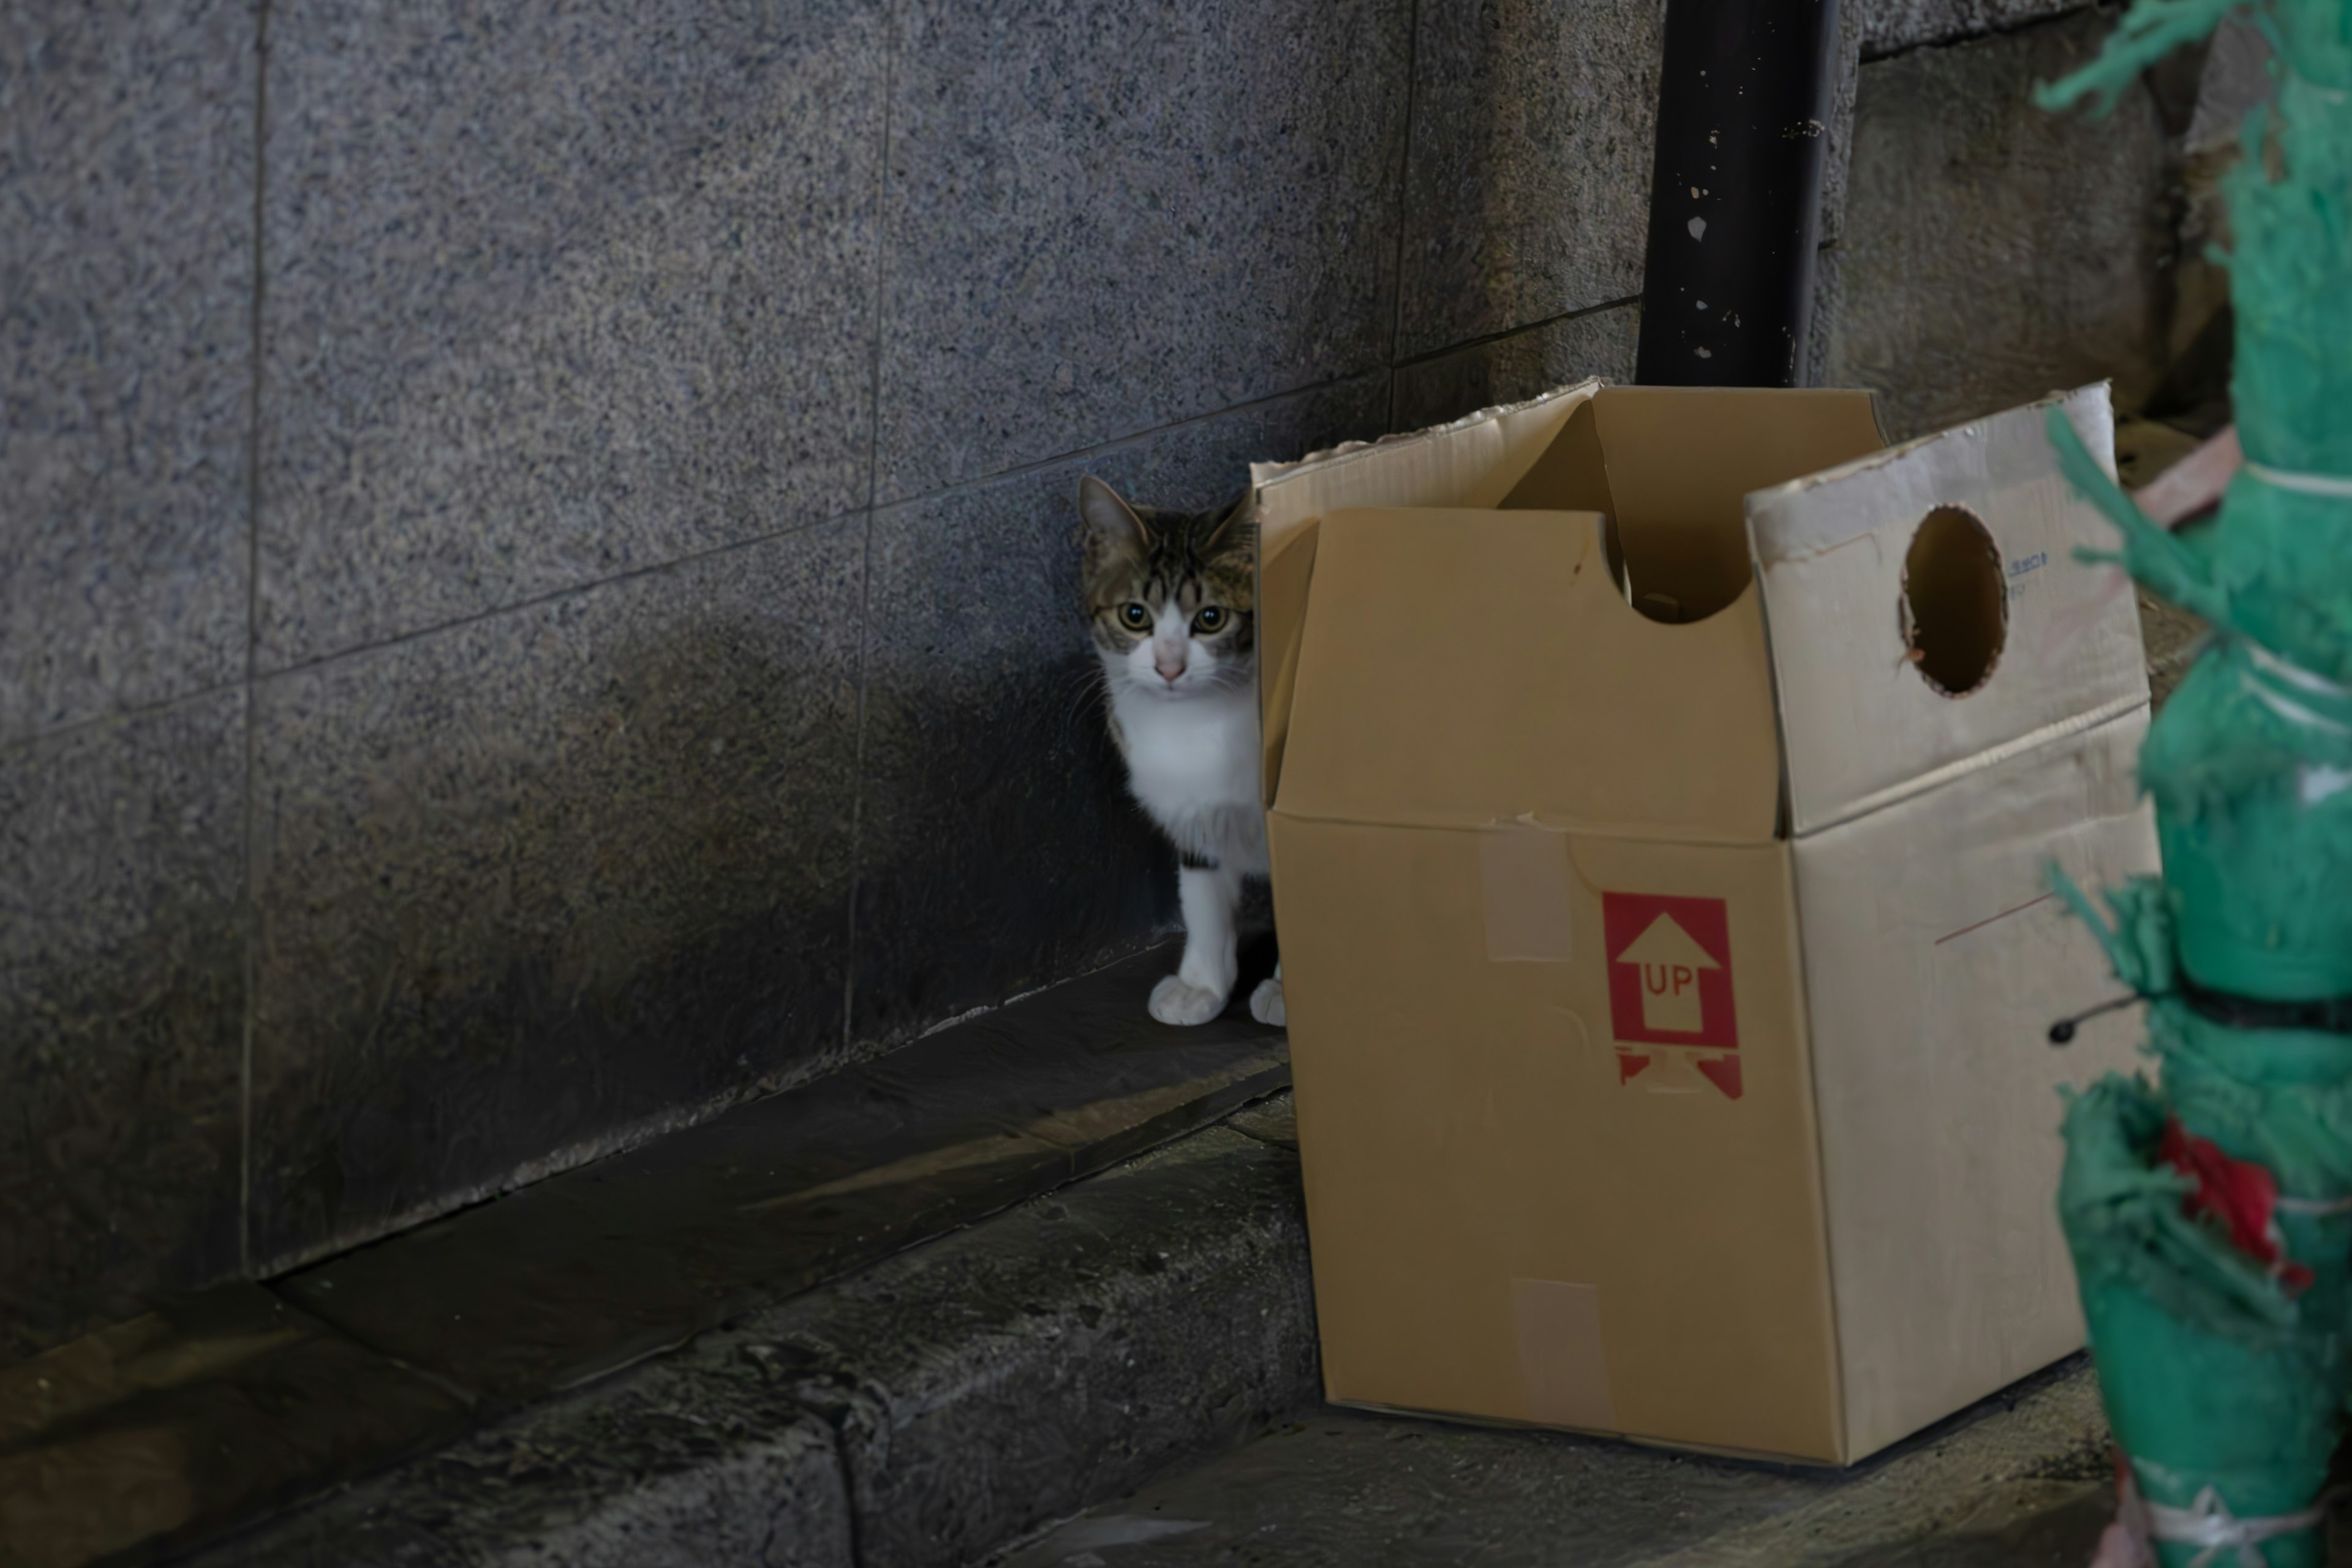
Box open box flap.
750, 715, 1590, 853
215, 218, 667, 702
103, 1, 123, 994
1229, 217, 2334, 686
1252, 381, 1604, 806
1272, 507, 1783, 842
1498, 387, 1885, 625
1580, 387, 1887, 624
1744, 385, 2151, 837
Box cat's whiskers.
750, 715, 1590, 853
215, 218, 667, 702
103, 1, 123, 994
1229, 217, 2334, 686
1056, 662, 1114, 741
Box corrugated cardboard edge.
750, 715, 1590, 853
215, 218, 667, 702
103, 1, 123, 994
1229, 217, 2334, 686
1325, 1400, 1850, 1468
1264, 804, 1782, 844
1247, 378, 1607, 502
1257, 518, 1321, 810
1744, 383, 2117, 565
1776, 832, 1849, 1466
1757, 833, 1849, 1466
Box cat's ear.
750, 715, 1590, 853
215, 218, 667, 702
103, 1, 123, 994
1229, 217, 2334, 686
1201, 489, 1256, 555
1079, 475, 1150, 556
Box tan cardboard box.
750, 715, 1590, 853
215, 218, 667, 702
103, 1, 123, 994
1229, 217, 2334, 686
1250, 382, 2157, 1464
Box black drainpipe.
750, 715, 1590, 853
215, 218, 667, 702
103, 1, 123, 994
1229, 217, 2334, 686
1633, 0, 1841, 387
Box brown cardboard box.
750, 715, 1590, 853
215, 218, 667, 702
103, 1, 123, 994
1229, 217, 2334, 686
1250, 382, 2155, 1464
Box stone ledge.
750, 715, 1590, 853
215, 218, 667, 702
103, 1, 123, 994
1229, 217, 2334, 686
184, 1117, 1314, 1568
2, 945, 1286, 1568
984, 1353, 2114, 1568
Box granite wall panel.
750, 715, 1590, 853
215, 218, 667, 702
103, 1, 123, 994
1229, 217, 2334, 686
1395, 0, 1665, 358
0, 0, 255, 747
0, 692, 249, 1360
1815, 10, 2179, 439
873, 0, 1413, 500
257, 0, 888, 668
244, 521, 864, 1269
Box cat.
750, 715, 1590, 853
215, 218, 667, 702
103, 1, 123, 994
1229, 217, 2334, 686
1077, 474, 1284, 1028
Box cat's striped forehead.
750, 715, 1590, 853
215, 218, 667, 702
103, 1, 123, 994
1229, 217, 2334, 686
1081, 495, 1256, 611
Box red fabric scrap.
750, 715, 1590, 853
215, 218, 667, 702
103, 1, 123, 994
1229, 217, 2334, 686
2158, 1118, 2315, 1294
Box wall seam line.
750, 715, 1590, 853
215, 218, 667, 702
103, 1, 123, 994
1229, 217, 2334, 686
845, 0, 906, 1055
236, 0, 274, 1279
1384, 0, 1423, 431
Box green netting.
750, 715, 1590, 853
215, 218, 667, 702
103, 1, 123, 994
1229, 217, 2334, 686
2062, 1076, 2345, 1568
2048, 433, 2352, 997
2060, 875, 2352, 1193
2037, 0, 2352, 1555
2054, 853, 2352, 1568
2057, 1074, 2297, 1343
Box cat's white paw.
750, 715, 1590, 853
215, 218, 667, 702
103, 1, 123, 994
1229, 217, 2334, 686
1150, 974, 1227, 1027
1248, 975, 1286, 1027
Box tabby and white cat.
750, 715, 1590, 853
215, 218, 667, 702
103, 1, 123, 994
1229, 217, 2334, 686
1078, 475, 1284, 1028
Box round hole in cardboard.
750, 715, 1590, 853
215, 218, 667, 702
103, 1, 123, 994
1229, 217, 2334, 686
1901, 505, 2006, 697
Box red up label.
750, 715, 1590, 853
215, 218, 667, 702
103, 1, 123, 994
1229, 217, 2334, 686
1602, 892, 1740, 1098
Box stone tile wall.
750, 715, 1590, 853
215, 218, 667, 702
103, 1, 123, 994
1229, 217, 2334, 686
1814, 5, 2193, 439
2, 0, 2182, 1358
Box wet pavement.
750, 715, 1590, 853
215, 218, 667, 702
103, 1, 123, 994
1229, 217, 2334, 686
992, 1360, 2117, 1568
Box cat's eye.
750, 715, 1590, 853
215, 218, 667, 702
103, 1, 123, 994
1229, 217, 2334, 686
1119, 603, 1151, 631
1193, 606, 1227, 635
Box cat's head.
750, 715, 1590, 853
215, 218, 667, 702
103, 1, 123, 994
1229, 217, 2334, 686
1077, 475, 1256, 702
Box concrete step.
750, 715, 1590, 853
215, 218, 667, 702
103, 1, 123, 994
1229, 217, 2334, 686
986, 1351, 2352, 1568
987, 1347, 2116, 1568
173, 1087, 2168, 1568
4, 942, 1286, 1568
184, 1106, 1315, 1568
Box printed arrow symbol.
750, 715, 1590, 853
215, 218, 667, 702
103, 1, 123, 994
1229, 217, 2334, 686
1614, 914, 1721, 971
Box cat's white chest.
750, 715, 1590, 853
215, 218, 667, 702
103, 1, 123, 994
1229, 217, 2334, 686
1112, 684, 1264, 864
1116, 685, 1257, 807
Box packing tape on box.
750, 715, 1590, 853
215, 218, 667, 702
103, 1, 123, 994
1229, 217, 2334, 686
1480, 816, 1575, 963
1511, 1279, 1618, 1431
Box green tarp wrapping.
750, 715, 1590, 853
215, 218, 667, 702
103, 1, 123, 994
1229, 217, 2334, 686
2060, 1056, 2351, 1567
2056, 881, 2352, 1564
2049, 451, 2352, 1001
2038, 0, 2352, 1555
2040, 0, 2352, 1003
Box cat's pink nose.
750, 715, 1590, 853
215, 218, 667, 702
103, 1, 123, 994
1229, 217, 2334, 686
1155, 652, 1185, 682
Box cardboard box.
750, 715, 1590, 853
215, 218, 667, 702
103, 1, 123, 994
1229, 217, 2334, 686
1250, 382, 2157, 1464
